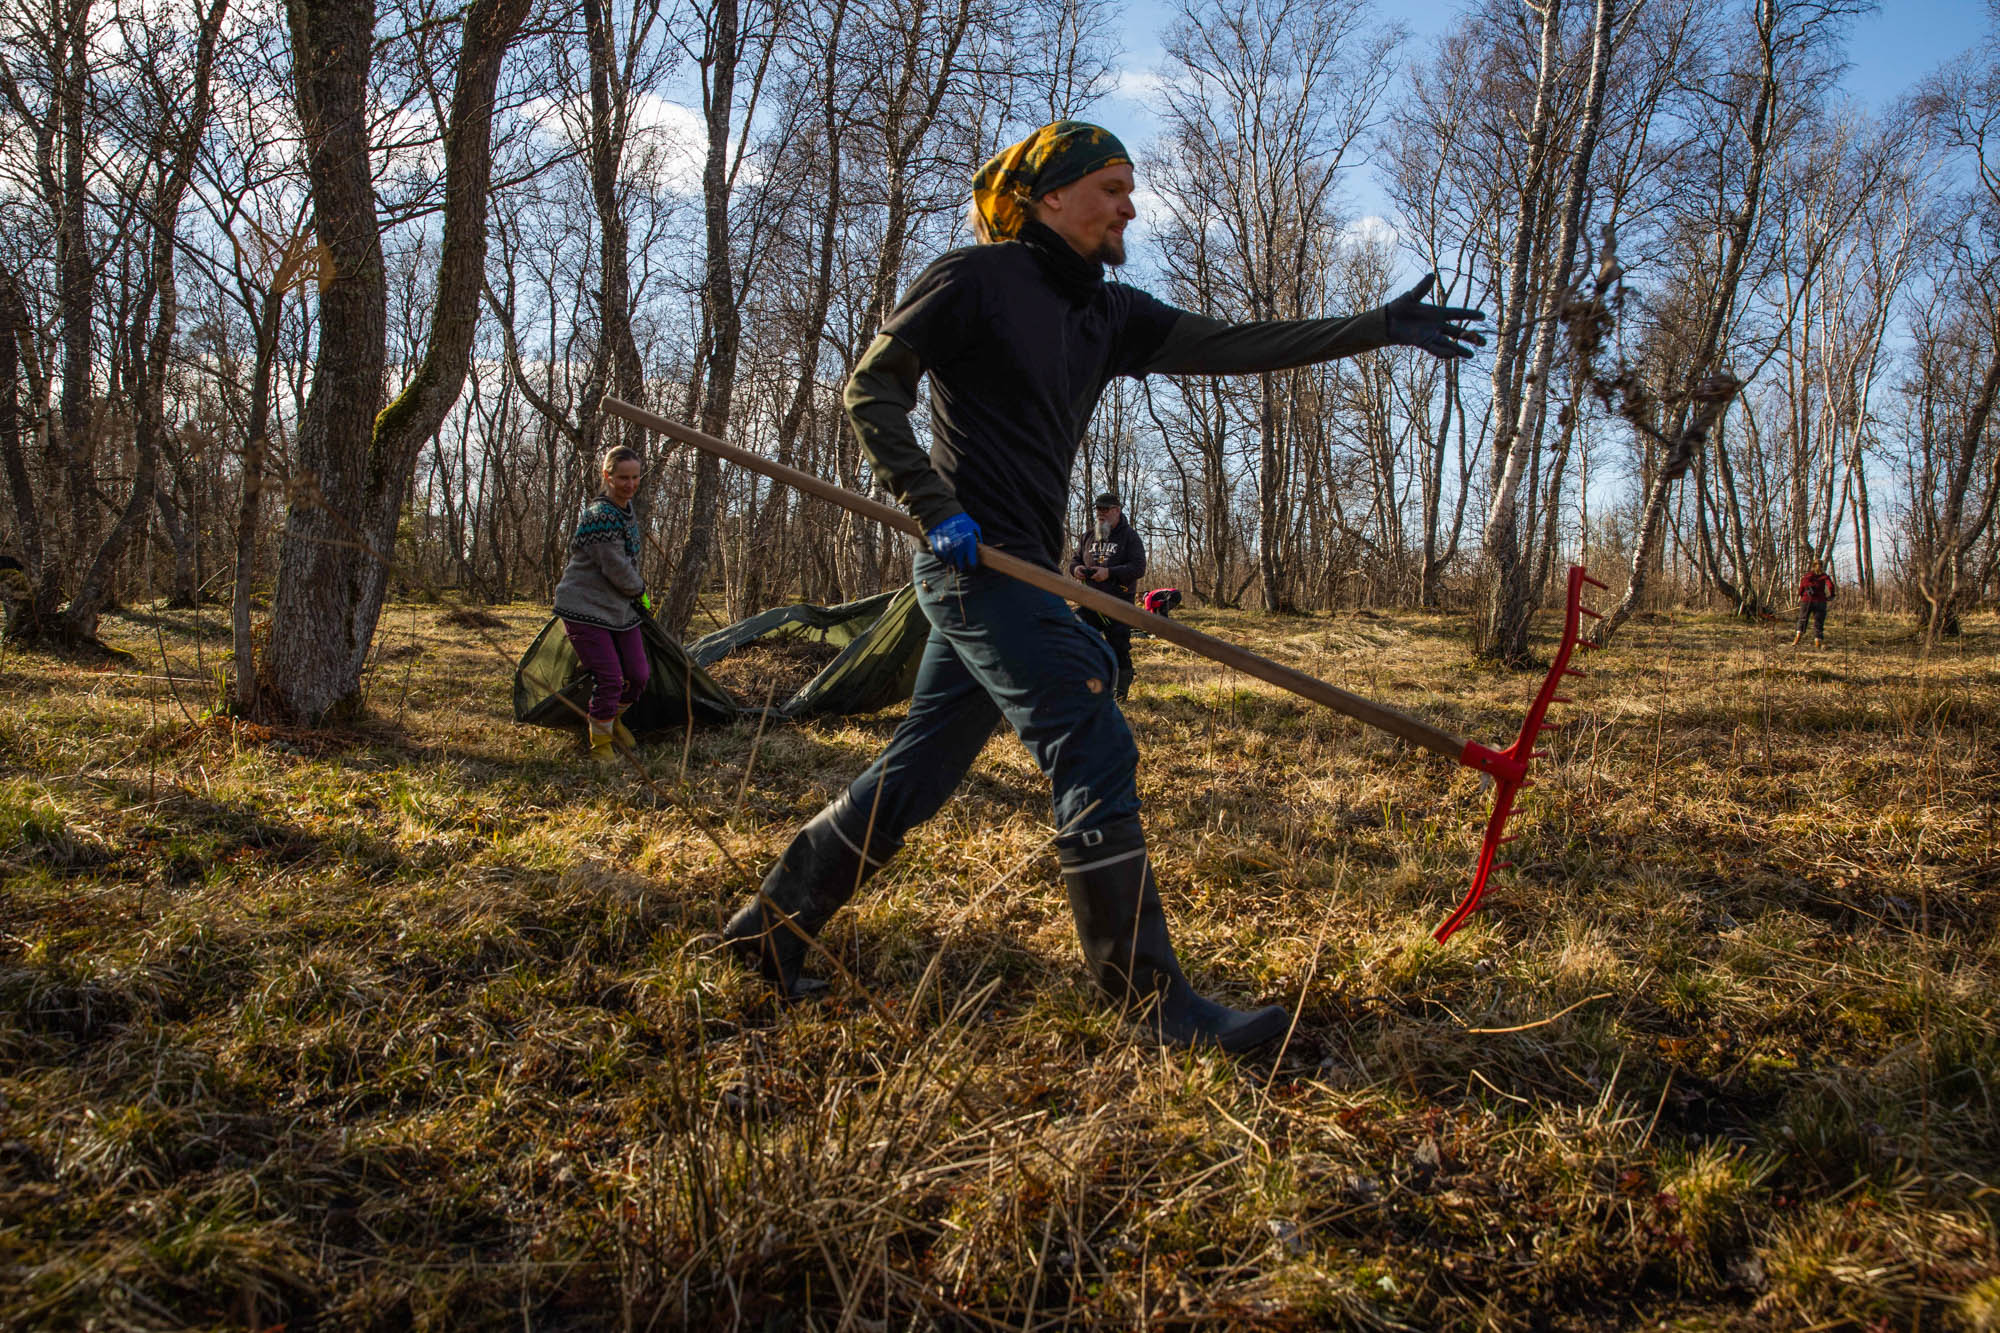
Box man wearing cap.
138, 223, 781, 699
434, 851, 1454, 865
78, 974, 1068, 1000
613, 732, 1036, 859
725, 120, 1485, 1052
1069, 492, 1145, 700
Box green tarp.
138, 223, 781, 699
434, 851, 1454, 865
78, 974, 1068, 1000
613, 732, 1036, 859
689, 588, 902, 664
512, 584, 928, 733
511, 611, 739, 733
690, 584, 928, 718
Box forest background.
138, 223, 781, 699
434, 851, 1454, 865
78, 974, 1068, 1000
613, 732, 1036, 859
5, 2, 2000, 1327
1, 0, 1998, 710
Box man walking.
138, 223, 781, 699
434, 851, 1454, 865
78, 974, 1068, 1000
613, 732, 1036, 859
724, 121, 1484, 1051
1070, 491, 1145, 700
1793, 559, 1836, 649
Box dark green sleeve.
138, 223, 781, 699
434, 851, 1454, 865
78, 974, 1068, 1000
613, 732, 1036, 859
841, 333, 965, 531
1136, 309, 1394, 376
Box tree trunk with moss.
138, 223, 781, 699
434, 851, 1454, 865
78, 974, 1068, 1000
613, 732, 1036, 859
256, 0, 527, 722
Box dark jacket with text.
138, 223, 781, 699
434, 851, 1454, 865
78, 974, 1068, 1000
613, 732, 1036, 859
1069, 517, 1146, 602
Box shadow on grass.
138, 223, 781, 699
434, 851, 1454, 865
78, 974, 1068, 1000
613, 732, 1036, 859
108, 604, 236, 645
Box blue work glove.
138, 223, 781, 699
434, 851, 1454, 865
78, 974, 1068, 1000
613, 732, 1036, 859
925, 512, 981, 573
1382, 274, 1487, 360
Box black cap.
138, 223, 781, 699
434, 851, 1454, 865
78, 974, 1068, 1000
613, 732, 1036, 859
1093, 492, 1121, 508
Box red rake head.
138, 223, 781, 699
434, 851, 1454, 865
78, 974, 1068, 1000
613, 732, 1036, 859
1433, 566, 1606, 942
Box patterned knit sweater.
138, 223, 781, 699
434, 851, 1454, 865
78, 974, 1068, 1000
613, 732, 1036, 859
553, 497, 646, 629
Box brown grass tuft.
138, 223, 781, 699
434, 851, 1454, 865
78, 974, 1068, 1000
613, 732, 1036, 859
1, 599, 1994, 1328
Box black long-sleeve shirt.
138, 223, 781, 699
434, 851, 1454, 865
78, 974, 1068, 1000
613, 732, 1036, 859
845, 219, 1393, 568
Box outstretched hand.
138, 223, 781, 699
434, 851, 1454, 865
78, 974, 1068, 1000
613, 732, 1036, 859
1383, 274, 1486, 360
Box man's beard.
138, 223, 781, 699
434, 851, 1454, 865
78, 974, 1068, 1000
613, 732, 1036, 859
1094, 233, 1126, 266
1095, 519, 1113, 538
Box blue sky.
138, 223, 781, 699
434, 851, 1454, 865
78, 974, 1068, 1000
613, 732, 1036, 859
1097, 0, 1991, 248
1842, 0, 1989, 106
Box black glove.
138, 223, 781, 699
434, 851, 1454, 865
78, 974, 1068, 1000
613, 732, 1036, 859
1383, 274, 1486, 360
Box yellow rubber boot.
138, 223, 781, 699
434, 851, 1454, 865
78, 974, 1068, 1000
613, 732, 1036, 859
588, 717, 618, 765
612, 710, 636, 750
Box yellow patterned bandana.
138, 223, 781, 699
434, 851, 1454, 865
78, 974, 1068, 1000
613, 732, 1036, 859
970, 121, 1131, 243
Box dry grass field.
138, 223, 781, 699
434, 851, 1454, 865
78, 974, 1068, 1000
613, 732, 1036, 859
2, 591, 1996, 1330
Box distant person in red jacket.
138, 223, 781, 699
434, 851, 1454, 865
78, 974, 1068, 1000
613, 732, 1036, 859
1792, 560, 1835, 648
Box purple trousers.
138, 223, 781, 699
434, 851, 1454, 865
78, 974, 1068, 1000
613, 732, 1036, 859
562, 620, 650, 721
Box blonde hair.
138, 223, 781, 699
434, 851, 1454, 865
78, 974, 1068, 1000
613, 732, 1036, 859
600, 445, 642, 478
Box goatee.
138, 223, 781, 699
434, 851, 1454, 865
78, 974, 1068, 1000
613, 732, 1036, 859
1096, 235, 1126, 267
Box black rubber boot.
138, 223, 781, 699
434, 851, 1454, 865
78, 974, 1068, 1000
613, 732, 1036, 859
724, 798, 895, 997
1057, 817, 1288, 1053
1115, 669, 1133, 701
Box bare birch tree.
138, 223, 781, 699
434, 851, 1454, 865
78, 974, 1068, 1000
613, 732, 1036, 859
1592, 0, 1869, 644
1151, 0, 1394, 612
1903, 26, 2000, 638
1477, 0, 1616, 664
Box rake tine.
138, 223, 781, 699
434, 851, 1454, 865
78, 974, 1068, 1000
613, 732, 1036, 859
1432, 567, 1598, 943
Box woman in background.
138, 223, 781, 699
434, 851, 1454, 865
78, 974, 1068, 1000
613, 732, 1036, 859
552, 446, 650, 763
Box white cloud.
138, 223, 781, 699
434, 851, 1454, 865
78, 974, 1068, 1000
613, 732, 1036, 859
1343, 214, 1400, 251
1127, 182, 1168, 227
1108, 68, 1170, 103
512, 90, 753, 197
624, 93, 712, 194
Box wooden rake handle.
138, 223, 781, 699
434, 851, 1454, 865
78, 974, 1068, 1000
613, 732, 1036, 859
600, 396, 1604, 941
599, 396, 1470, 760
